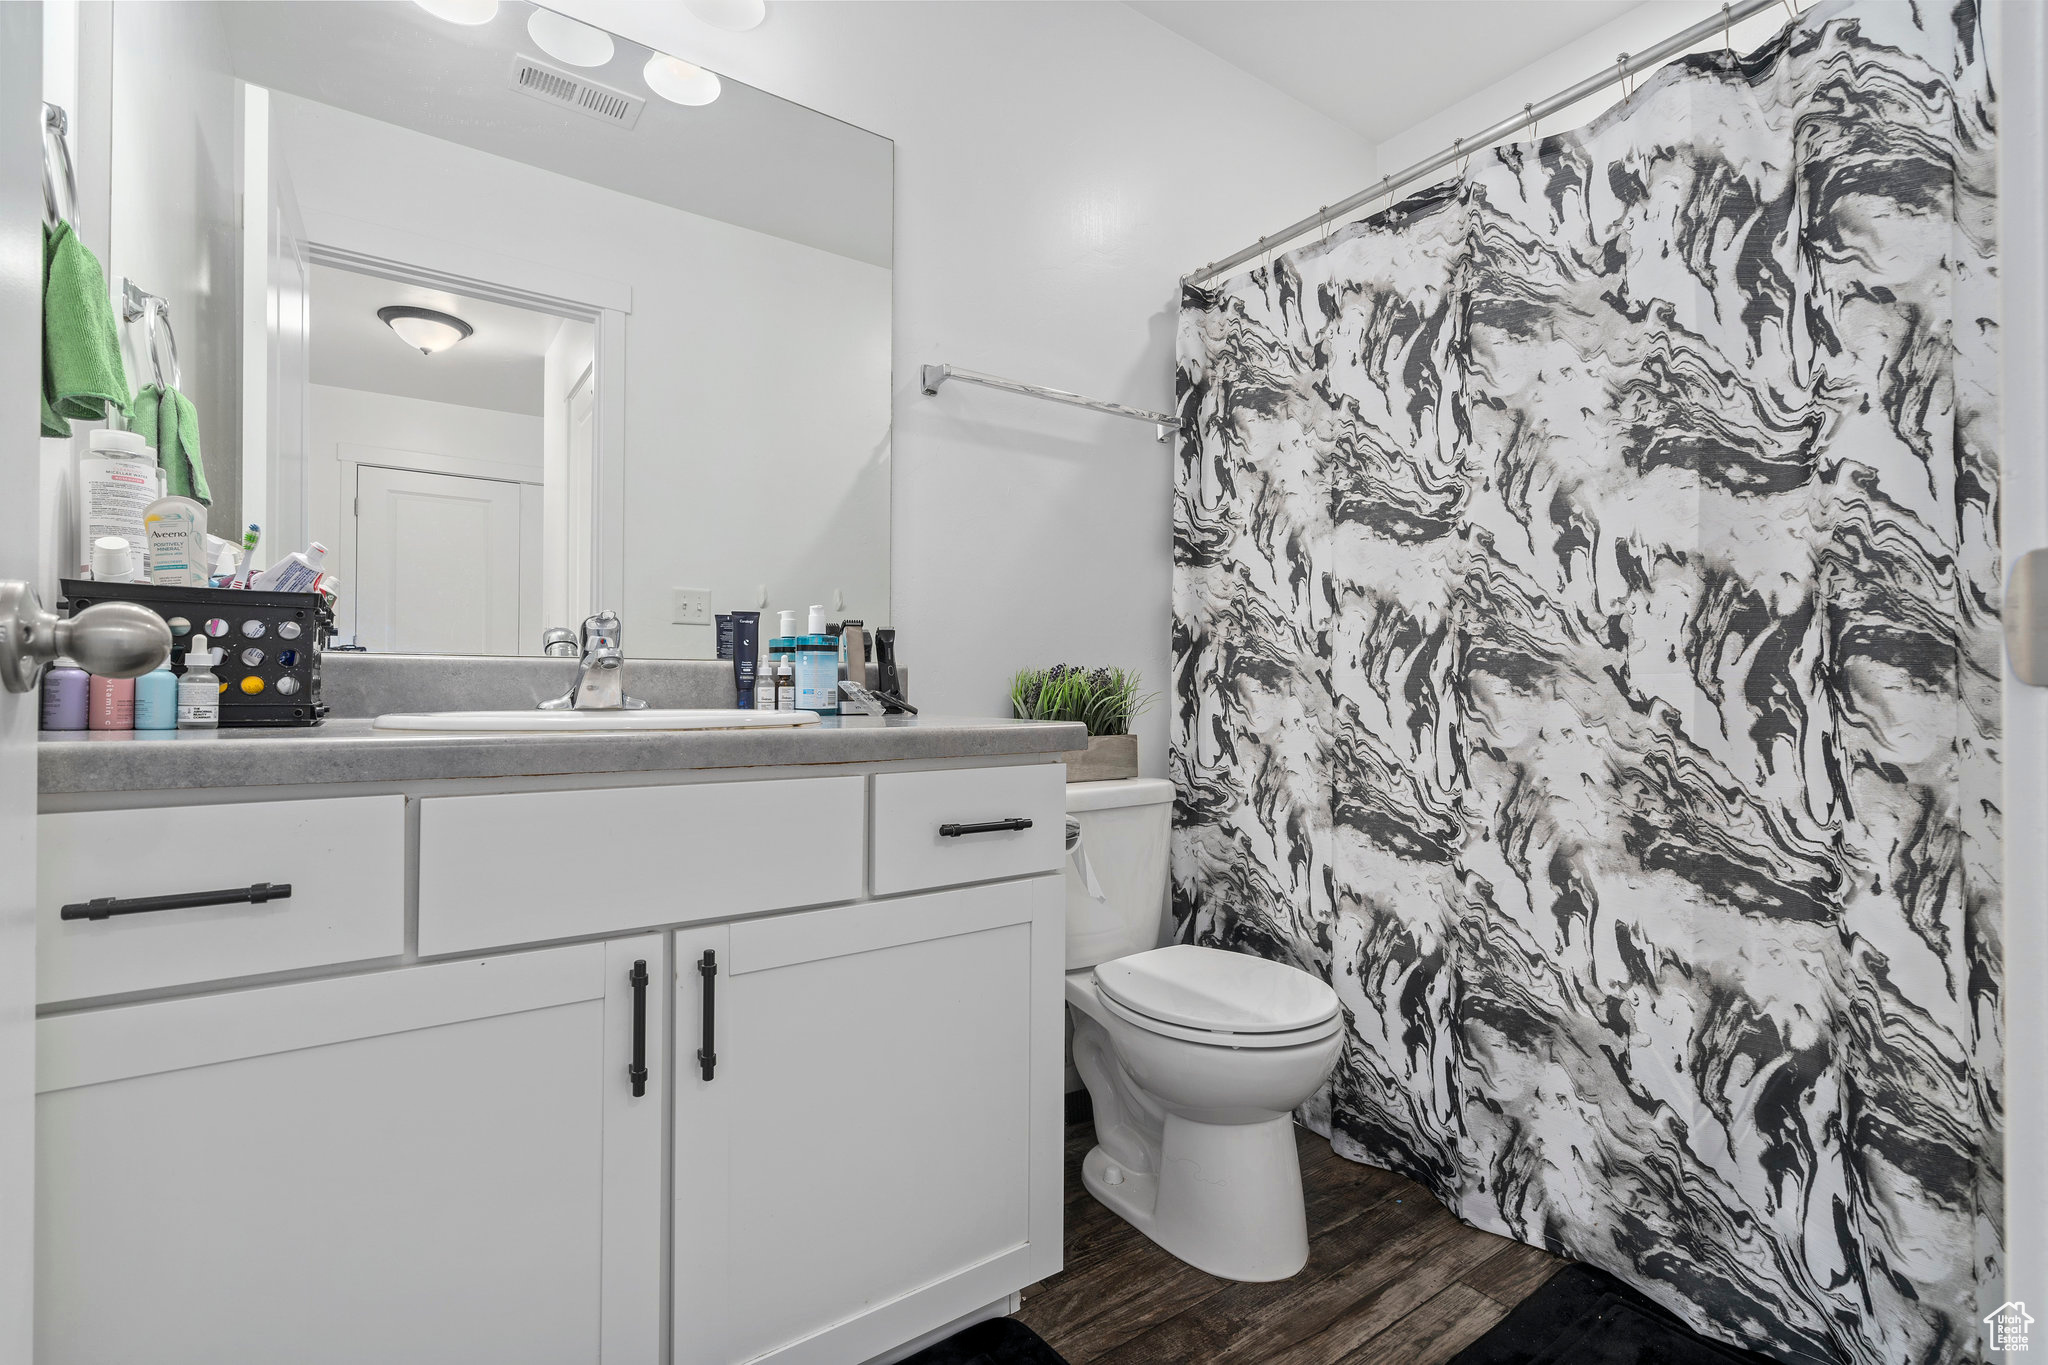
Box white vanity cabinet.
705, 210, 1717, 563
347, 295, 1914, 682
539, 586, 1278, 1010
33, 755, 1070, 1365
670, 878, 1065, 1365
34, 935, 666, 1365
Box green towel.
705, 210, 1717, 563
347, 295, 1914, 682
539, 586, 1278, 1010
131, 383, 208, 505
41, 220, 128, 438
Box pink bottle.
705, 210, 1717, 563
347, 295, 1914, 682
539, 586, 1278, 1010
88, 675, 135, 731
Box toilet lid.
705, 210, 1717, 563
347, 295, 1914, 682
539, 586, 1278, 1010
1094, 944, 1339, 1035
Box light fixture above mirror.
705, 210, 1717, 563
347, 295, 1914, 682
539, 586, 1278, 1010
643, 54, 722, 107
684, 0, 767, 33
377, 305, 475, 356
526, 9, 614, 67
413, 0, 751, 107
414, 0, 499, 25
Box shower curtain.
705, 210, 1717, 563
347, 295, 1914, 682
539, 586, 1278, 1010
1171, 4, 1998, 1363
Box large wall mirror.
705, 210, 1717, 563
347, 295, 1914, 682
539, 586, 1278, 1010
98, 0, 892, 657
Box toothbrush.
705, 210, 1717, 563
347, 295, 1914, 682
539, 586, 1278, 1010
227, 524, 261, 589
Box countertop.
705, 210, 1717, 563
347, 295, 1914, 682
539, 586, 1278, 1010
38, 714, 1089, 795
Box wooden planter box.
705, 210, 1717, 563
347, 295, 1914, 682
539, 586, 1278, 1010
1061, 734, 1138, 783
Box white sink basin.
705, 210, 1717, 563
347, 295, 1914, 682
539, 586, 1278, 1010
372, 709, 825, 733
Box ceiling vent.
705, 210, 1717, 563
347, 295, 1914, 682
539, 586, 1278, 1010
508, 54, 644, 129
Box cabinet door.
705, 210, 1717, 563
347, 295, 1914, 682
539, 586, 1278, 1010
673, 878, 1065, 1365
35, 936, 666, 1365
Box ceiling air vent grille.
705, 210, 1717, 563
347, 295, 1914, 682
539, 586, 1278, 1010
509, 55, 645, 129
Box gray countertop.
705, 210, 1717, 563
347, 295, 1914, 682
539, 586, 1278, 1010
38, 715, 1089, 794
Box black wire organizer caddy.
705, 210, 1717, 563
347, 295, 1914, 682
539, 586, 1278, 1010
60, 579, 333, 727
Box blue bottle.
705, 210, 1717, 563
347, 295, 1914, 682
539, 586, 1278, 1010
793, 605, 839, 715
134, 664, 179, 730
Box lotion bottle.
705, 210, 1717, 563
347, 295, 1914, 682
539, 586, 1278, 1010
142, 495, 209, 587
794, 604, 840, 715
134, 664, 178, 730
88, 674, 135, 730
40, 658, 87, 731
177, 634, 220, 729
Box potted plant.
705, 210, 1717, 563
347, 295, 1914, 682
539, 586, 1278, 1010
1009, 664, 1156, 781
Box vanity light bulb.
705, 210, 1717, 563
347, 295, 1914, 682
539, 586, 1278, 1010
644, 53, 722, 106
683, 0, 766, 32
414, 0, 499, 25
527, 9, 616, 67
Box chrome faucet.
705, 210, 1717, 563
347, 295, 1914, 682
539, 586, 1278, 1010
540, 610, 647, 711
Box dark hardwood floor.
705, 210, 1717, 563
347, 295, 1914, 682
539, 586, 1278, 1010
1016, 1119, 1566, 1365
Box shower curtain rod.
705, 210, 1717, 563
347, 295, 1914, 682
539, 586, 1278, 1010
1184, 0, 1785, 287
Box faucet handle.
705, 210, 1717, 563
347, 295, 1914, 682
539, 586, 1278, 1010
581, 610, 622, 650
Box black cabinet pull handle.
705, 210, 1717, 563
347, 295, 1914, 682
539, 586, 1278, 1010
60, 882, 292, 922
696, 950, 718, 1082
628, 959, 650, 1099
939, 818, 1034, 838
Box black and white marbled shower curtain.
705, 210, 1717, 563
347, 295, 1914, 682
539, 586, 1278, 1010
1171, 4, 1999, 1362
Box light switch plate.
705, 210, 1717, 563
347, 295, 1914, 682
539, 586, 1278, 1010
671, 587, 711, 625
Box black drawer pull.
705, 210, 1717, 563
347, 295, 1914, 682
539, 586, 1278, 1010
60, 882, 292, 922
938, 818, 1034, 838
697, 950, 718, 1082
628, 959, 650, 1099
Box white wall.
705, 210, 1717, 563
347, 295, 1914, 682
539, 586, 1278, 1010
305, 382, 542, 642
558, 0, 1379, 770
271, 91, 893, 661
105, 0, 240, 528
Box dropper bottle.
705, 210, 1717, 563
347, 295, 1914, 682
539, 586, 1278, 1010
177, 634, 220, 729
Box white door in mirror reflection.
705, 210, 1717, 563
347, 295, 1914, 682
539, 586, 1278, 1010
356, 467, 535, 655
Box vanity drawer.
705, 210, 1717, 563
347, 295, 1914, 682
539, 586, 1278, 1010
37, 796, 406, 1004
870, 765, 1066, 896
416, 775, 865, 956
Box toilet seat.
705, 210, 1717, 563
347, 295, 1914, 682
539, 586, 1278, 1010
1092, 944, 1341, 1049
1095, 987, 1344, 1049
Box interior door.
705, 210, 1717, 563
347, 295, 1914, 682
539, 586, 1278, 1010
2, 7, 46, 1353
35, 937, 665, 1365
355, 464, 526, 654
672, 880, 1064, 1365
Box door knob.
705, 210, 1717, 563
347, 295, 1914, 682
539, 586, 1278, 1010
0, 581, 173, 693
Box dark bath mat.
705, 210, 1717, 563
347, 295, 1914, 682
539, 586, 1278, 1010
1451, 1264, 1784, 1365
896, 1316, 1070, 1365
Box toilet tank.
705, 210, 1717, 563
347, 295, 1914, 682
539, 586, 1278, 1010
1065, 777, 1175, 971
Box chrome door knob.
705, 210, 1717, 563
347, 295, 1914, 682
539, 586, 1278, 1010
0, 581, 174, 693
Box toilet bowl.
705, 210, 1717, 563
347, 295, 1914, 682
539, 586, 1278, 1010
1063, 781, 1343, 1282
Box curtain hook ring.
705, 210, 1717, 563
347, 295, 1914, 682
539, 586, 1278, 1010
1320, 206, 1331, 245
1618, 52, 1631, 98
1723, 3, 1734, 63
1525, 102, 1538, 143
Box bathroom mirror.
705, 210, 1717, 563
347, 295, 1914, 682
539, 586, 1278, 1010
98, 0, 892, 657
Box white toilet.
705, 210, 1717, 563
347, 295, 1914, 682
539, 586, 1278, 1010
1063, 779, 1343, 1282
